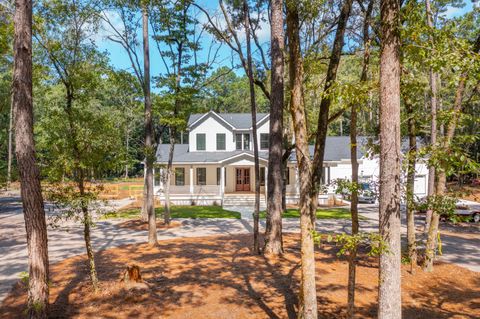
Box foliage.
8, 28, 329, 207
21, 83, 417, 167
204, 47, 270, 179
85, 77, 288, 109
45, 183, 106, 226
313, 231, 388, 257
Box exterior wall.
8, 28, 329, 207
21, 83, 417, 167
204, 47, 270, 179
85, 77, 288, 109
189, 115, 235, 151
188, 114, 271, 153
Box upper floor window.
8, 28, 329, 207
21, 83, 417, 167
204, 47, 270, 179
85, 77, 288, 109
196, 133, 206, 151
175, 168, 185, 186
235, 134, 242, 150
243, 134, 250, 150
197, 167, 206, 185
216, 133, 226, 150
260, 133, 269, 149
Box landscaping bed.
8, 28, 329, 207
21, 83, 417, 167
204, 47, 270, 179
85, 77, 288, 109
1, 234, 478, 319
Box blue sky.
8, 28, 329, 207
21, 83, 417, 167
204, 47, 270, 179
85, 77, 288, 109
97, 0, 476, 87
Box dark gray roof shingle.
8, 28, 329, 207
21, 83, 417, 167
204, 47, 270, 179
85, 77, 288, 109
188, 112, 269, 129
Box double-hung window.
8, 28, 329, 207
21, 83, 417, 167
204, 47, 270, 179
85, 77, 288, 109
243, 134, 250, 150
196, 133, 206, 151
260, 167, 266, 186
216, 133, 226, 150
235, 133, 242, 150
197, 167, 206, 185
175, 168, 185, 186
260, 133, 269, 150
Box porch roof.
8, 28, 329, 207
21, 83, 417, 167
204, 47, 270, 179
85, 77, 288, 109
155, 144, 269, 164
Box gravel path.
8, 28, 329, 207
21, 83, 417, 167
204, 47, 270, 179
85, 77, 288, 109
1, 197, 478, 304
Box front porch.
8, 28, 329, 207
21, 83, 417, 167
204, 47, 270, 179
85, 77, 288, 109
153, 159, 300, 207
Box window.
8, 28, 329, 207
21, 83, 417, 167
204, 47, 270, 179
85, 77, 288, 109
260, 167, 266, 186
243, 134, 250, 150
196, 167, 206, 185
284, 167, 290, 185
175, 168, 185, 186
216, 133, 226, 150
235, 133, 242, 150
260, 133, 269, 149
196, 133, 206, 151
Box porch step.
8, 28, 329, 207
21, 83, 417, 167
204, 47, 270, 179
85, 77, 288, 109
222, 195, 267, 209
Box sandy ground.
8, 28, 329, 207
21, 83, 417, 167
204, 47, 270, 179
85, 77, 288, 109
1, 234, 479, 319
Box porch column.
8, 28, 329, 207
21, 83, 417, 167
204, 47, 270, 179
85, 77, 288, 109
220, 166, 225, 202
189, 165, 194, 197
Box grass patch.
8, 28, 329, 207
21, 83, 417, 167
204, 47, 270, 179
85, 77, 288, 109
104, 205, 241, 219
259, 207, 361, 219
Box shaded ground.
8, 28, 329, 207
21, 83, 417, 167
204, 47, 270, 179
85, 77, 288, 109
116, 219, 182, 231
1, 233, 479, 319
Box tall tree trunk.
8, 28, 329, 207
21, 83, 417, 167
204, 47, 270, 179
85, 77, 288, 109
142, 5, 158, 245
13, 0, 49, 316
164, 127, 175, 225
378, 0, 402, 317
286, 2, 317, 318
124, 127, 129, 180
424, 0, 437, 232
244, 0, 261, 254
311, 0, 354, 220
77, 170, 99, 291
405, 101, 417, 272
65, 89, 100, 291
264, 0, 284, 255
347, 2, 373, 317
423, 33, 480, 271
7, 90, 14, 189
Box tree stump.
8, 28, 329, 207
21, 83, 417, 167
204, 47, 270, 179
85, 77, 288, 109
121, 264, 142, 283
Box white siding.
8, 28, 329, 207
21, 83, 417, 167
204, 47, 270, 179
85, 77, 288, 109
189, 116, 235, 151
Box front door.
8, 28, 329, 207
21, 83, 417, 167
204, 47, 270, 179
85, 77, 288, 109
235, 168, 251, 191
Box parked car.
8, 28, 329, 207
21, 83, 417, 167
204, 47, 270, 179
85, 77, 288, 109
416, 197, 480, 223
357, 182, 377, 204
452, 200, 480, 223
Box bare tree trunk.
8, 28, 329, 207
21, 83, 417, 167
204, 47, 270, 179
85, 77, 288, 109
142, 5, 158, 245
164, 127, 175, 225
13, 0, 49, 316
286, 2, 317, 318
378, 0, 402, 316
424, 0, 437, 232
124, 127, 129, 180
347, 2, 372, 317
405, 101, 418, 273
244, 0, 260, 254
7, 90, 14, 189
424, 33, 480, 271
77, 172, 99, 291
264, 0, 284, 255
311, 0, 353, 218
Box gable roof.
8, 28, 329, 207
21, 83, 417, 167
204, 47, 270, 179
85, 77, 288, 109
188, 111, 269, 130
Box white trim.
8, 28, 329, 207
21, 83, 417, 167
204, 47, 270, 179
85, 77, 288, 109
249, 113, 270, 130
219, 152, 268, 165
188, 110, 235, 130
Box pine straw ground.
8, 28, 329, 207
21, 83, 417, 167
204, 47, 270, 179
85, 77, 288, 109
1, 234, 479, 319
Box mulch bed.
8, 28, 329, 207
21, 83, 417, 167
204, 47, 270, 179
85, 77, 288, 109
1, 234, 479, 319
115, 219, 182, 231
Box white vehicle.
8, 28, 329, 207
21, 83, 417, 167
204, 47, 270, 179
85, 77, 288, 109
454, 199, 480, 223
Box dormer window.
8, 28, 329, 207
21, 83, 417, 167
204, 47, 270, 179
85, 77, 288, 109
196, 133, 206, 151
235, 133, 250, 150
260, 133, 269, 149
216, 133, 226, 150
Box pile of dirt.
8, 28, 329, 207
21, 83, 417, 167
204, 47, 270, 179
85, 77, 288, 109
116, 219, 182, 231
1, 234, 478, 319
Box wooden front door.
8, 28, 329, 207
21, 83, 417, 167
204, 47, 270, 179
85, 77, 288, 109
235, 168, 251, 191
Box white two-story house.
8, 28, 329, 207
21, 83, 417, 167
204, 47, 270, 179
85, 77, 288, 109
154, 110, 430, 207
